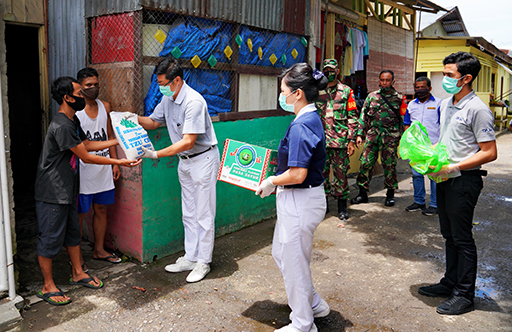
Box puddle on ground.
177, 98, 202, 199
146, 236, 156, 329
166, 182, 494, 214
475, 276, 500, 299
483, 193, 512, 204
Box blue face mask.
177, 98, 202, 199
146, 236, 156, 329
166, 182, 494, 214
442, 75, 466, 95
159, 81, 175, 97
278, 91, 297, 113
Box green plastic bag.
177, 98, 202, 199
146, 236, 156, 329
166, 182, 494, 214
399, 121, 449, 175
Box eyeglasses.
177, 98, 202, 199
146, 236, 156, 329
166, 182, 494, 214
159, 78, 174, 87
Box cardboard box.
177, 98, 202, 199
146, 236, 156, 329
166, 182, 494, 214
218, 139, 278, 191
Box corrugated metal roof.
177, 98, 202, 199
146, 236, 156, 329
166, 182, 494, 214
85, 0, 285, 31
442, 21, 464, 33
85, 0, 142, 17
206, 0, 283, 31
48, 0, 87, 116
446, 31, 468, 37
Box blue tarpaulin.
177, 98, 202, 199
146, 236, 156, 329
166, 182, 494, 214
160, 16, 232, 62
238, 25, 306, 67
144, 69, 232, 116
143, 15, 306, 116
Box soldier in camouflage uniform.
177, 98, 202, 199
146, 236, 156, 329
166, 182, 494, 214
315, 59, 359, 220
351, 70, 405, 207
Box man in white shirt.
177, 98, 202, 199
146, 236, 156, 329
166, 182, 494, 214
403, 77, 441, 216
138, 56, 219, 283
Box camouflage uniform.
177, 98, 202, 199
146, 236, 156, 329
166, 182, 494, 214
356, 88, 404, 191
316, 80, 358, 200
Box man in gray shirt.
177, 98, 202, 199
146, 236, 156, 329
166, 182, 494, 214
139, 56, 219, 283
418, 52, 497, 315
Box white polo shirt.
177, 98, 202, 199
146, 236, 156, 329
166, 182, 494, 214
438, 90, 496, 170
150, 81, 217, 157
403, 94, 441, 144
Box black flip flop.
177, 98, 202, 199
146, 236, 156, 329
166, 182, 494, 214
93, 253, 121, 264
37, 288, 72, 306
69, 274, 104, 289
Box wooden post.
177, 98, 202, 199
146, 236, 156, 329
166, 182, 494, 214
325, 13, 336, 60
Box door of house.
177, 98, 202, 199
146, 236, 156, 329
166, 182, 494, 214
5, 24, 43, 240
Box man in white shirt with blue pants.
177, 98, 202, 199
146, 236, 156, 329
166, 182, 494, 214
138, 56, 219, 283
403, 77, 441, 216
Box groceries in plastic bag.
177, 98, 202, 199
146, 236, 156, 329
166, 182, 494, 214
111, 112, 155, 160
399, 121, 451, 182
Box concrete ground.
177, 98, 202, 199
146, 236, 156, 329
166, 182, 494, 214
6, 131, 512, 332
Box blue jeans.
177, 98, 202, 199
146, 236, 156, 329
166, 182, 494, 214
411, 167, 437, 207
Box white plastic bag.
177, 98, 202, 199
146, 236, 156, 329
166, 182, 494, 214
111, 111, 155, 160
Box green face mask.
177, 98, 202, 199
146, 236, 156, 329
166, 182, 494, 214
381, 86, 392, 93
159, 84, 174, 97
324, 71, 337, 83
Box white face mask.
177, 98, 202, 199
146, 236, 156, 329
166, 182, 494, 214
278, 91, 297, 113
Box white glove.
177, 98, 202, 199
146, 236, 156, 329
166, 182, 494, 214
123, 111, 134, 119
141, 147, 158, 159
255, 176, 276, 198
428, 164, 460, 183
429, 164, 460, 177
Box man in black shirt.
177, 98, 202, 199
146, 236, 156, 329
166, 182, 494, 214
34, 77, 141, 305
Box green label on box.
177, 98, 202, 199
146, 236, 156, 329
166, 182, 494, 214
218, 139, 278, 191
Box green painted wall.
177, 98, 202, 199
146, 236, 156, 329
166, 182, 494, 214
141, 115, 294, 261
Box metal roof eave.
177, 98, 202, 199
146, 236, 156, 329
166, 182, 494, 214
496, 61, 512, 76
418, 36, 512, 66
415, 0, 448, 13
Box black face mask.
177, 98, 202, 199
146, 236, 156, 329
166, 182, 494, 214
66, 95, 86, 111
415, 88, 430, 100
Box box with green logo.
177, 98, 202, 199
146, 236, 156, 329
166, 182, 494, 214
218, 139, 278, 191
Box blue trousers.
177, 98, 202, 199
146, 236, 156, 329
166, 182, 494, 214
412, 167, 437, 207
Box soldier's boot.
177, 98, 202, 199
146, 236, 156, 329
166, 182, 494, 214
338, 199, 349, 220
350, 186, 368, 204
385, 189, 395, 207
325, 196, 330, 214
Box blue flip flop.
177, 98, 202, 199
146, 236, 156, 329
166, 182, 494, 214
69, 274, 104, 289
37, 288, 72, 306
93, 253, 122, 264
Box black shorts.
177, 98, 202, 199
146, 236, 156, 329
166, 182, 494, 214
36, 200, 81, 259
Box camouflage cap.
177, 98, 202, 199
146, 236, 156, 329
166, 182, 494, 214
323, 59, 338, 69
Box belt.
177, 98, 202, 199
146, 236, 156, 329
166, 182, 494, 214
461, 169, 487, 176
283, 183, 323, 189
179, 146, 215, 160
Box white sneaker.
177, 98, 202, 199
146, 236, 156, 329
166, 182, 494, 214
164, 256, 196, 273
289, 298, 330, 320
275, 323, 318, 332
186, 263, 210, 283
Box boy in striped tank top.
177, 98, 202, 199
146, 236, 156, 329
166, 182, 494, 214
76, 68, 122, 268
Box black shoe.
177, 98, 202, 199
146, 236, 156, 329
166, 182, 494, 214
384, 197, 395, 206
385, 189, 395, 207
405, 202, 425, 212
350, 187, 368, 204
422, 206, 438, 216
337, 199, 349, 220
418, 283, 453, 297
436, 295, 474, 315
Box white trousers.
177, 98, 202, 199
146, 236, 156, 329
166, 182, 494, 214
272, 185, 327, 332
178, 146, 219, 264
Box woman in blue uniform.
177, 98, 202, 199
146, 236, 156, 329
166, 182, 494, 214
256, 63, 328, 332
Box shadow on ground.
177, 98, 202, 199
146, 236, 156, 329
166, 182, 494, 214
242, 300, 353, 332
